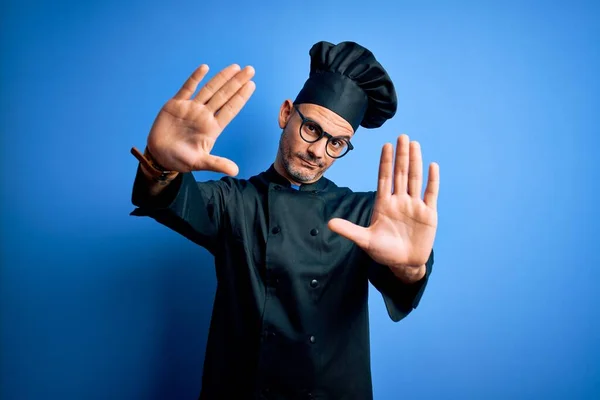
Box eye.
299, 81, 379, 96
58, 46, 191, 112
330, 139, 343, 148
303, 121, 322, 136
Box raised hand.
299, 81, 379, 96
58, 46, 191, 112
328, 134, 439, 276
146, 64, 256, 175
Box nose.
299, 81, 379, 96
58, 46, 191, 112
306, 138, 328, 159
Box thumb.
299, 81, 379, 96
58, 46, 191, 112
328, 218, 371, 249
193, 154, 239, 176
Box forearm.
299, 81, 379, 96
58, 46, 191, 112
131, 165, 183, 213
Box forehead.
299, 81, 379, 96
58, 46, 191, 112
297, 103, 354, 137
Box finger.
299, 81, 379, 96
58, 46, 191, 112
193, 64, 241, 104
174, 64, 209, 100
407, 141, 423, 198
376, 143, 393, 199
328, 218, 371, 249
206, 66, 255, 112
393, 134, 410, 194
193, 154, 240, 176
423, 162, 440, 209
215, 80, 256, 128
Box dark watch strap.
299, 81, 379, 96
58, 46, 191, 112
130, 146, 179, 182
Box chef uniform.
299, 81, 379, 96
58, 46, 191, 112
130, 41, 434, 400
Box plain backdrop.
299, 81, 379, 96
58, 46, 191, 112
1, 0, 599, 399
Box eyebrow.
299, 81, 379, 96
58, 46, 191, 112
302, 112, 353, 139
335, 134, 353, 140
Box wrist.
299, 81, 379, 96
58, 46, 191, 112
131, 146, 179, 184
390, 263, 426, 284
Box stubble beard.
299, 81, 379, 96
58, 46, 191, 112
279, 131, 325, 183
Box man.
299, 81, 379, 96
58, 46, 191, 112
130, 41, 439, 400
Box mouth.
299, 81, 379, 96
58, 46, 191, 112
299, 157, 318, 168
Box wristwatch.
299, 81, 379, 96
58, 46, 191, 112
130, 146, 179, 182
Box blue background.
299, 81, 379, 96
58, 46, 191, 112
2, 0, 599, 399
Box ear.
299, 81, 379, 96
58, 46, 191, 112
278, 99, 294, 129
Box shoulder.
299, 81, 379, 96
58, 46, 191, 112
213, 173, 266, 199
193, 173, 256, 190
323, 178, 376, 204
321, 178, 377, 225
190, 174, 256, 204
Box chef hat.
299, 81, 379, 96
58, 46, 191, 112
293, 41, 397, 131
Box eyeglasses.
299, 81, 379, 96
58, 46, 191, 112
294, 107, 354, 159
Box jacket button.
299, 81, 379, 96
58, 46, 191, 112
310, 228, 319, 236
309, 335, 316, 344
310, 279, 319, 288
271, 226, 281, 234
263, 329, 276, 338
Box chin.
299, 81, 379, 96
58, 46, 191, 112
288, 163, 319, 183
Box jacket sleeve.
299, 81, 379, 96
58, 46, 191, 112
367, 249, 434, 322
129, 165, 233, 255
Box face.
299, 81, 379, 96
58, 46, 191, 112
275, 100, 354, 185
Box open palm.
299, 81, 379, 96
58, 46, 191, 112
146, 63, 256, 175
328, 134, 439, 268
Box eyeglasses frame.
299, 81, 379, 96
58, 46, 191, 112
293, 106, 354, 159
